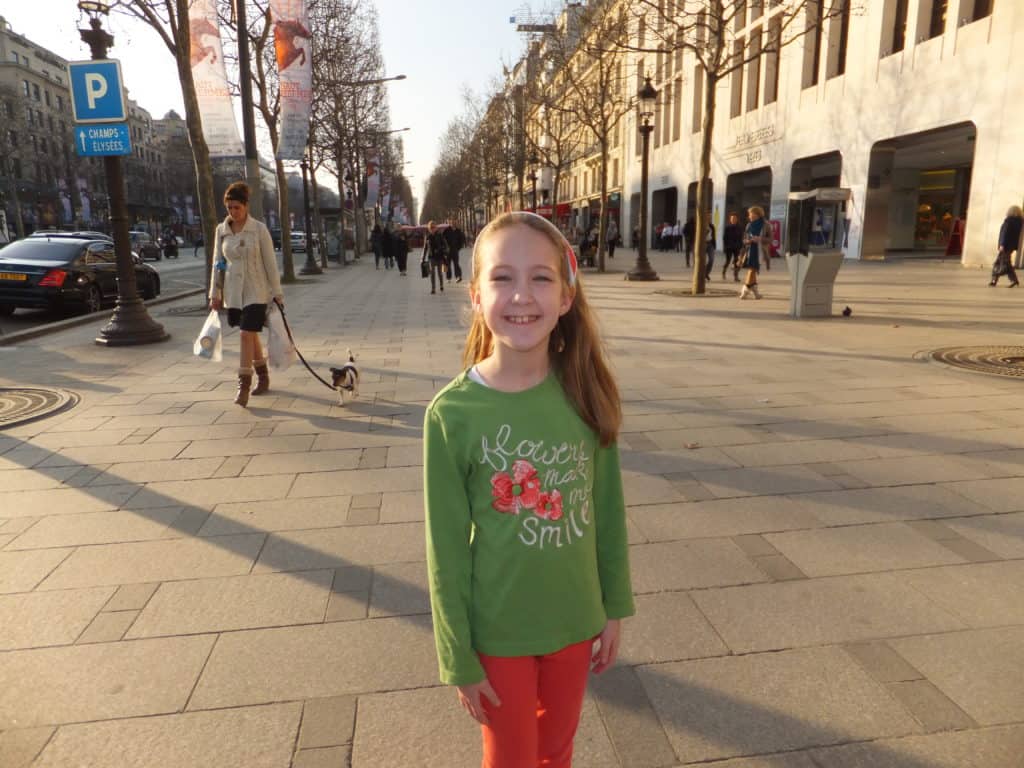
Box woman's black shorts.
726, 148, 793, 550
227, 303, 267, 331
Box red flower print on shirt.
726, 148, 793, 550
490, 460, 541, 514
535, 489, 564, 521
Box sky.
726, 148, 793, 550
1, 0, 530, 214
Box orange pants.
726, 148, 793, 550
478, 639, 592, 768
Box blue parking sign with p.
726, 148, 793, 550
69, 60, 127, 123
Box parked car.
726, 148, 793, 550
290, 230, 307, 253
129, 230, 162, 261
0, 236, 161, 316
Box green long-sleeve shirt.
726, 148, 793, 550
423, 371, 635, 686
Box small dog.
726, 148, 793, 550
329, 350, 360, 406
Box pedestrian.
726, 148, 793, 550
423, 210, 634, 768
371, 223, 384, 269
704, 220, 717, 280
631, 224, 639, 249
424, 220, 448, 294
390, 223, 410, 276
682, 217, 695, 267
739, 206, 770, 300
606, 219, 619, 260
208, 181, 283, 406
444, 220, 466, 282
722, 212, 744, 282
989, 205, 1021, 287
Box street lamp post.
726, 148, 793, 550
527, 154, 538, 212
490, 179, 500, 221
627, 77, 660, 282
78, 2, 169, 344
298, 150, 321, 275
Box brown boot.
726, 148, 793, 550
234, 368, 253, 407
252, 358, 270, 395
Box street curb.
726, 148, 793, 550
0, 288, 206, 347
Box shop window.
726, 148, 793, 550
692, 65, 703, 134
730, 40, 744, 117
746, 29, 762, 112
764, 18, 781, 103
672, 77, 683, 141
826, 0, 850, 78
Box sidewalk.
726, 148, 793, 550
1, 251, 1023, 767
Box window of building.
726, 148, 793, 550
56, 95, 64, 112
40, 138, 47, 153
746, 30, 762, 111
48, 116, 54, 131
32, 83, 40, 101
36, 110, 42, 125
884, 0, 909, 55
749, 0, 763, 23
22, 80, 30, 97
22, 55, 28, 65
734, 0, 747, 32
672, 77, 683, 141
661, 84, 671, 146
968, 0, 993, 22
802, 0, 824, 88
9, 51, 19, 63
613, 157, 619, 187
764, 17, 781, 103
827, 0, 851, 78
730, 40, 744, 117
8, 130, 17, 147
44, 90, 50, 107
12, 158, 21, 177
918, 0, 948, 40
26, 107, 34, 126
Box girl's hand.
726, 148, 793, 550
592, 619, 622, 674
273, 294, 284, 307
210, 297, 223, 311
456, 679, 502, 725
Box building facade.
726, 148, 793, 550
617, 0, 1016, 266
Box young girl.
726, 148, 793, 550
740, 205, 770, 300
423, 211, 634, 768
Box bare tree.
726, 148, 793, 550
543, 1, 633, 271
114, 0, 220, 281
624, 0, 853, 293
0, 84, 26, 238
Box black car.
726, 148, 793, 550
0, 236, 161, 316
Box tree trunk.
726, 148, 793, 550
6, 170, 24, 239
173, 0, 218, 290
693, 37, 723, 295
598, 142, 609, 273
274, 157, 297, 283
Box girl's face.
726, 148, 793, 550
226, 200, 248, 223
472, 224, 573, 358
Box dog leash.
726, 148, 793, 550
272, 299, 337, 392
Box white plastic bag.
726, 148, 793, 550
193, 310, 222, 362
266, 303, 297, 370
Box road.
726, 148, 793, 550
0, 253, 210, 338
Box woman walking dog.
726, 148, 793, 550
208, 181, 284, 406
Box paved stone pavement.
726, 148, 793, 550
1, 248, 1023, 767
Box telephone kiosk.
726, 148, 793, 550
785, 187, 851, 318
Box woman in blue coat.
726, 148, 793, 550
739, 206, 770, 299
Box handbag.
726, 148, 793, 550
420, 259, 430, 278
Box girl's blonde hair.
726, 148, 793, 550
748, 205, 765, 219
463, 212, 622, 446
1007, 205, 1023, 218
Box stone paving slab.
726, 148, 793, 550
833, 455, 992, 487
4, 507, 186, 548
763, 522, 966, 577
252, 522, 423, 573
0, 726, 54, 768
692, 573, 966, 653
0, 487, 122, 518
187, 616, 437, 710
628, 496, 823, 542
901, 560, 1024, 627
0, 586, 113, 650
289, 466, 423, 498
87, 457, 225, 486
892, 626, 1024, 726
620, 592, 729, 664
242, 447, 362, 476
38, 534, 266, 590
32, 441, 190, 468
789, 484, 991, 526
691, 465, 841, 498
942, 511, 1024, 558
808, 724, 1024, 767
32, 702, 302, 768
0, 634, 215, 728
126, 569, 333, 638
629, 538, 769, 593
638, 646, 921, 764
0, 548, 72, 593
378, 490, 423, 523
125, 474, 295, 509
197, 497, 354, 536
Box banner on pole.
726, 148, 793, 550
364, 152, 380, 210
188, 0, 244, 157
271, 0, 312, 160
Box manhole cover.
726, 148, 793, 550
0, 388, 80, 429
930, 346, 1024, 378
163, 304, 210, 317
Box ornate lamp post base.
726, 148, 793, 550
626, 264, 660, 281
95, 297, 169, 346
